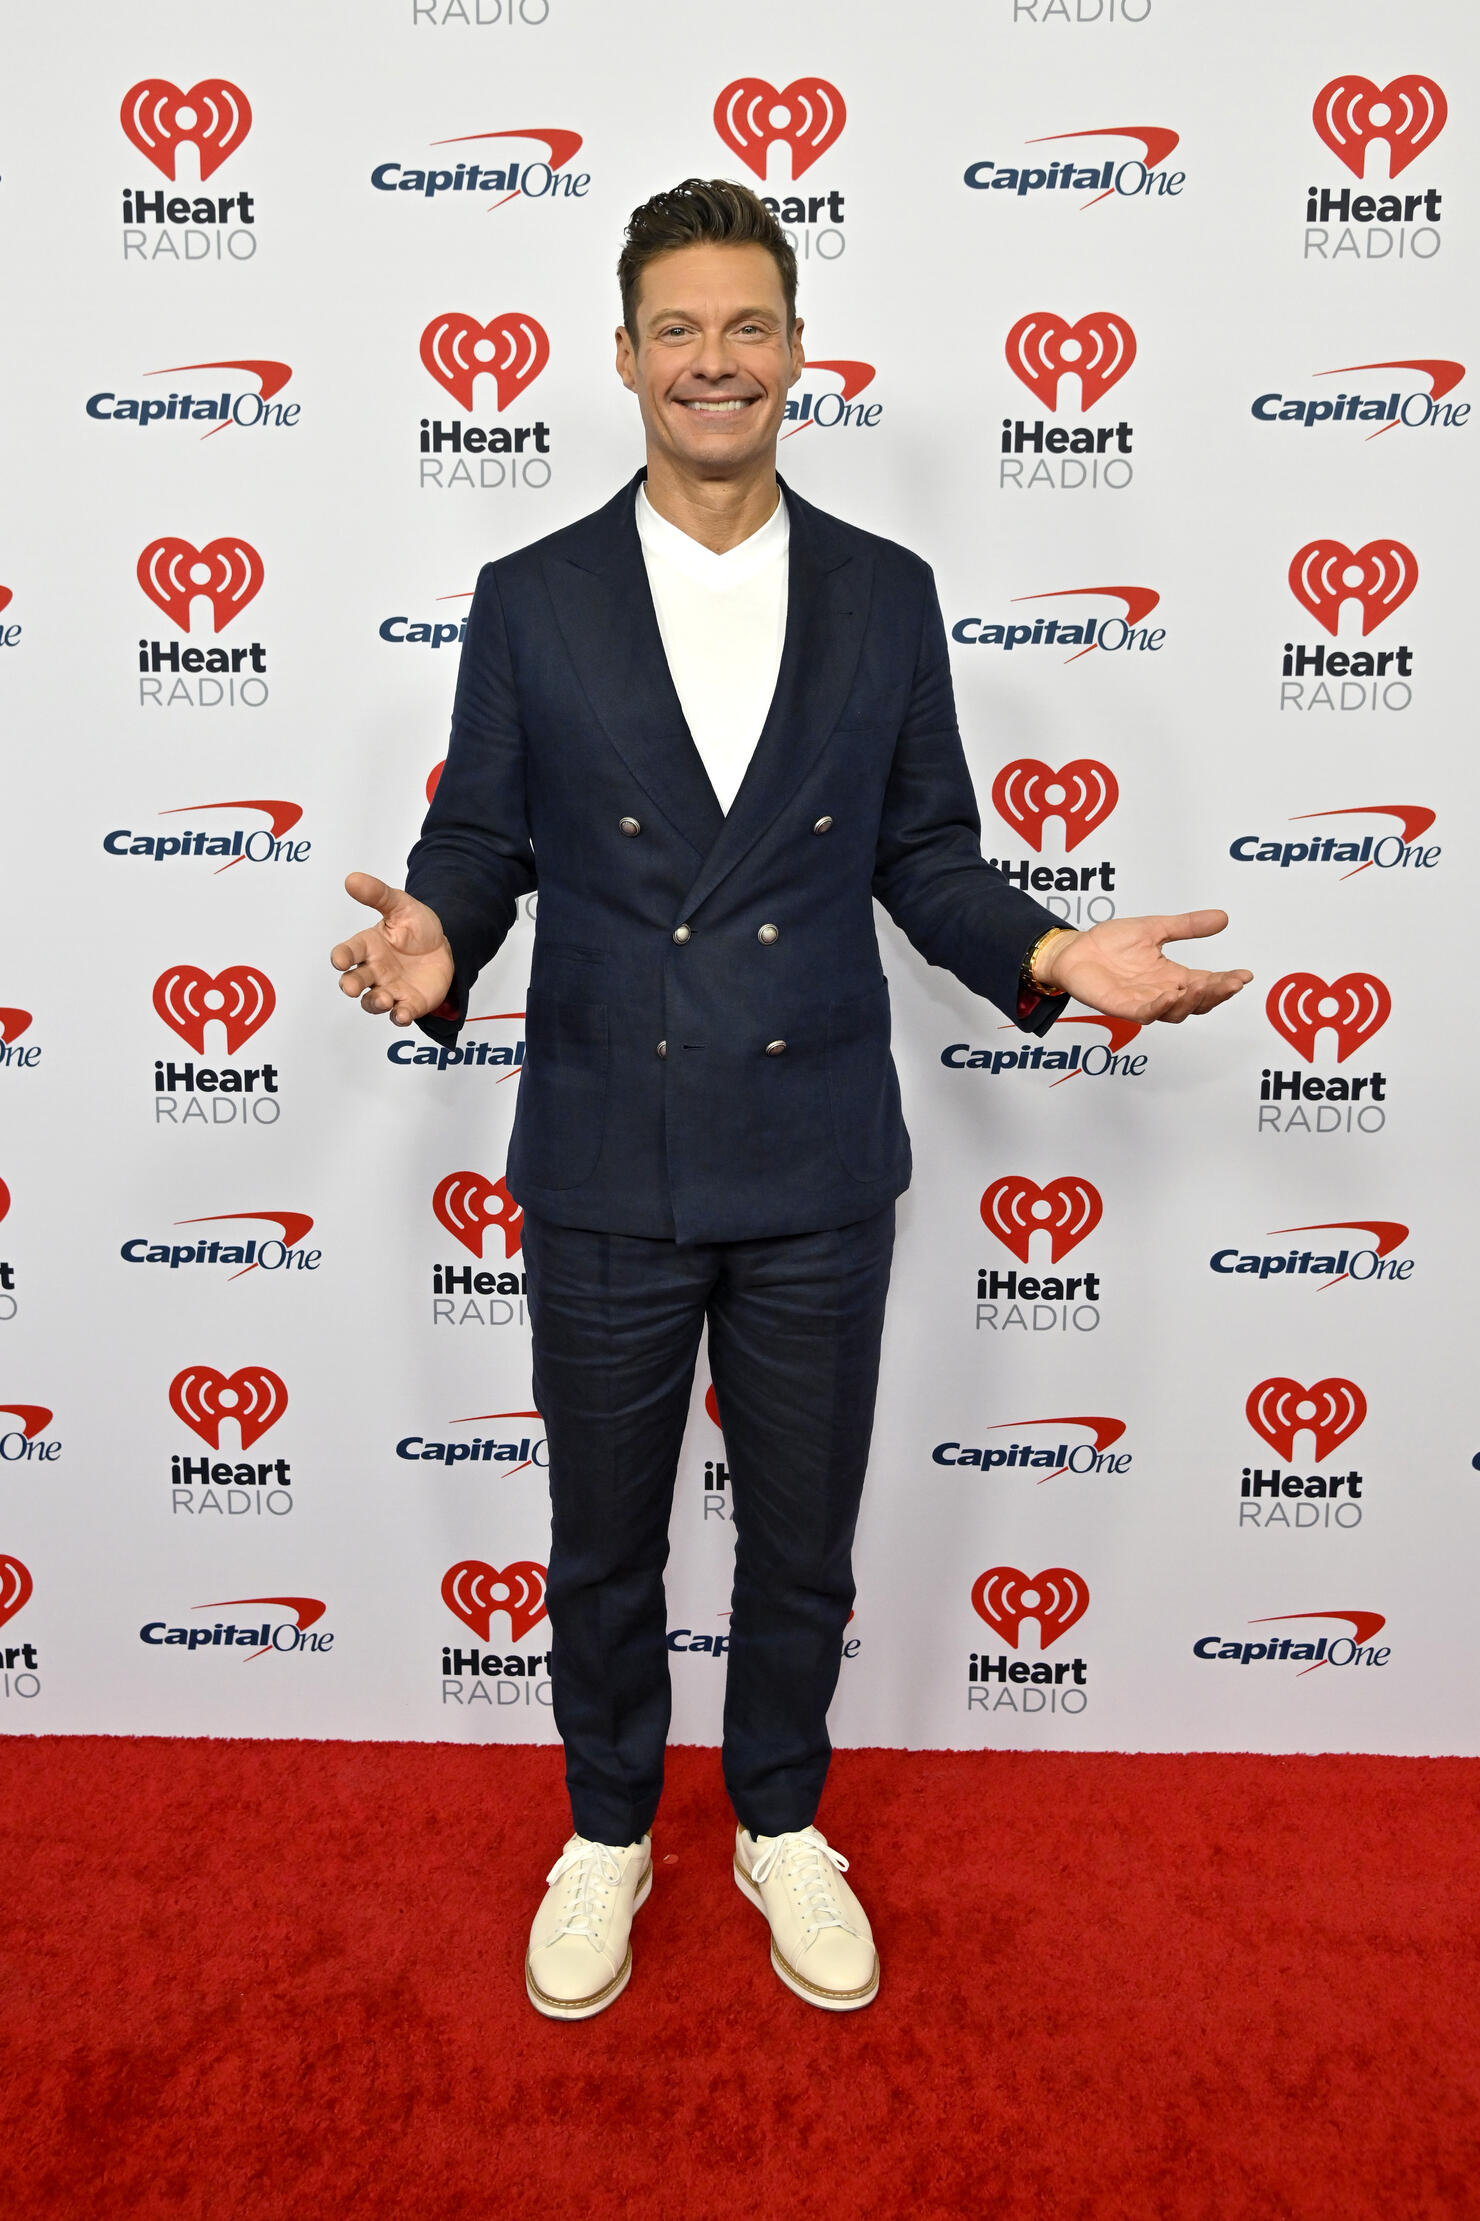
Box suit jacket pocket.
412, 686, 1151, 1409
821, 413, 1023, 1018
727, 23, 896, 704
516, 994, 609, 1189
827, 984, 906, 1183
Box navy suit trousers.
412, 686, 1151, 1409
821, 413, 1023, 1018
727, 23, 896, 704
523, 1204, 896, 1845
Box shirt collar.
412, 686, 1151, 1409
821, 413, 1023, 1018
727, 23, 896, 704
636, 482, 789, 589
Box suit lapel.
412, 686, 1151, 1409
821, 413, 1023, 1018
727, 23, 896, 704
545, 474, 725, 862
678, 484, 870, 919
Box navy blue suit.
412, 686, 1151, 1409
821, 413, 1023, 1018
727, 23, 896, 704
407, 471, 1067, 1840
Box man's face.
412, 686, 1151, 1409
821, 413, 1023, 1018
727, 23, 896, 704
615, 241, 804, 476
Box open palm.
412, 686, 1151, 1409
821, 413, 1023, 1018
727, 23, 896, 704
329, 873, 455, 1027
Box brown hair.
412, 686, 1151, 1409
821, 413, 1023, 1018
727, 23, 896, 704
618, 177, 798, 338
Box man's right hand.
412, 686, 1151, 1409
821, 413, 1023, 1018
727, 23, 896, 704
330, 873, 455, 1027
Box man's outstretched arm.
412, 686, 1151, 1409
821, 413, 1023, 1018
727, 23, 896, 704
1025, 911, 1253, 1022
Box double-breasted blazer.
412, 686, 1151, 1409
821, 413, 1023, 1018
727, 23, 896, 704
406, 470, 1066, 1243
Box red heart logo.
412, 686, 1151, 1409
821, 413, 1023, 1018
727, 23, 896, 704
153, 964, 276, 1055
981, 1176, 1102, 1264
120, 79, 253, 181
972, 1566, 1088, 1651
0, 1010, 31, 1045
1288, 539, 1417, 638
991, 759, 1118, 853
1312, 74, 1446, 178
0, 1554, 33, 1633
1266, 972, 1390, 1063
169, 1365, 288, 1451
419, 312, 549, 412
432, 1170, 524, 1259
714, 77, 846, 180
1004, 312, 1137, 411
137, 537, 265, 633
1246, 1377, 1366, 1462
0, 1178, 8, 1225
442, 1559, 548, 1643
0, 587, 11, 616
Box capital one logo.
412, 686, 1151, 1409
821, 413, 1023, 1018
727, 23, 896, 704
1266, 972, 1389, 1062
981, 1176, 1102, 1263
1005, 313, 1136, 410
1312, 76, 1445, 177
121, 79, 251, 178
153, 964, 275, 1054
992, 759, 1117, 850
972, 1566, 1088, 1648
169, 1365, 287, 1450
419, 313, 549, 411
433, 1171, 524, 1258
442, 1558, 547, 1641
714, 77, 845, 180
1247, 1376, 1365, 1462
1288, 540, 1417, 635
0, 1554, 33, 1632
138, 538, 264, 631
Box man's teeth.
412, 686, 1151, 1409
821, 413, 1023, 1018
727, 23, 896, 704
684, 399, 749, 412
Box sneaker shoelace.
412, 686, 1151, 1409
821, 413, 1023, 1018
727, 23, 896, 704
750, 1829, 856, 1935
543, 1838, 625, 1942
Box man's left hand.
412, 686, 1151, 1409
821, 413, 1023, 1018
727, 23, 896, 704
1035, 911, 1252, 1024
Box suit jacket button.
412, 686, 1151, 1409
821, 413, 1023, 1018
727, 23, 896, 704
656, 1040, 667, 1058
672, 924, 692, 944
757, 923, 779, 945
812, 815, 833, 834
764, 1039, 787, 1056
619, 816, 642, 836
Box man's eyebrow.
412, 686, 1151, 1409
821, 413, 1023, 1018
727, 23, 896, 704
644, 305, 782, 327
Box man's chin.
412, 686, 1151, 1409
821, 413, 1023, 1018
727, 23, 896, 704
661, 413, 775, 472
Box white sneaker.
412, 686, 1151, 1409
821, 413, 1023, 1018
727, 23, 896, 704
525, 1833, 652, 2020
734, 1824, 879, 2011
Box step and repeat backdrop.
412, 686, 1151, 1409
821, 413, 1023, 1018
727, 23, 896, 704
1, 0, 1475, 1757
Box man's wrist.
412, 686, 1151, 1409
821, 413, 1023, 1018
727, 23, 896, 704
1023, 926, 1079, 995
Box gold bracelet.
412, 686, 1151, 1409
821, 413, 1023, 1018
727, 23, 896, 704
1024, 926, 1074, 994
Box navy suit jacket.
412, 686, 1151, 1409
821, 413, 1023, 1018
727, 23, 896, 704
405, 470, 1067, 1243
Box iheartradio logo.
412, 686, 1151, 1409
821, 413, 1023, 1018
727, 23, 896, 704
1004, 312, 1136, 411
432, 1171, 523, 1259
169, 1365, 287, 1450
1266, 972, 1390, 1063
442, 1558, 547, 1642
138, 537, 264, 632
153, 965, 275, 1054
972, 1566, 1088, 1649
120, 79, 252, 180
1288, 539, 1417, 637
0, 1553, 33, 1633
1247, 1376, 1365, 1462
714, 77, 845, 181
1312, 75, 1446, 178
981, 1176, 1101, 1264
992, 759, 1117, 852
420, 312, 549, 412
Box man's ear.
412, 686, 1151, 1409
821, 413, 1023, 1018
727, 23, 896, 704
789, 316, 806, 386
615, 324, 639, 394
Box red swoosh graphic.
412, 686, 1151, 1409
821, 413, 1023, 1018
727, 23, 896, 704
1013, 584, 1160, 662
1248, 1608, 1387, 1674
175, 1210, 315, 1280
1026, 124, 1180, 207
148, 359, 293, 440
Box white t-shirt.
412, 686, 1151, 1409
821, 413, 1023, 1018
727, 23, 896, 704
635, 483, 789, 815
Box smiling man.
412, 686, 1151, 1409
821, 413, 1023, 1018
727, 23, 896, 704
330, 178, 1250, 2021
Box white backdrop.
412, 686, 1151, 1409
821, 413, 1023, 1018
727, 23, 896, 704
2, 0, 1475, 1755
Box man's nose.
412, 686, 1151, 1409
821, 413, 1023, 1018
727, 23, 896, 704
690, 331, 741, 381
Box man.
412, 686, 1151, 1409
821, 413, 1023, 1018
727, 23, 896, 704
331, 179, 1250, 2020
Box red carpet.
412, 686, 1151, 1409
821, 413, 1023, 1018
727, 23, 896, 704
2, 1740, 1476, 2219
